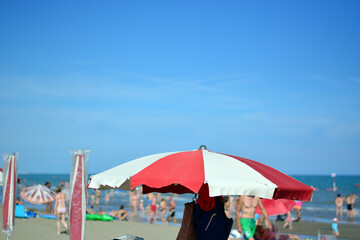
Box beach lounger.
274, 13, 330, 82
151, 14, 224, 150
318, 228, 336, 240
113, 234, 144, 240
15, 205, 29, 218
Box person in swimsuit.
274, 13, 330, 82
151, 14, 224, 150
345, 194, 353, 218
332, 217, 339, 237
147, 193, 157, 224
16, 196, 24, 205
293, 200, 302, 221
350, 193, 358, 218
283, 211, 293, 229
130, 191, 138, 218
87, 205, 95, 214
167, 195, 177, 226
335, 194, 345, 218
160, 197, 168, 225
45, 181, 53, 214
54, 187, 68, 235
236, 195, 271, 240
118, 205, 131, 221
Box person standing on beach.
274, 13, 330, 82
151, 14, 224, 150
283, 211, 293, 229
350, 193, 358, 218
167, 195, 177, 226
45, 181, 53, 214
130, 191, 138, 218
95, 189, 101, 205
160, 197, 168, 225
293, 200, 302, 221
236, 195, 271, 240
54, 186, 68, 235
335, 194, 345, 218
147, 193, 157, 224
345, 194, 353, 218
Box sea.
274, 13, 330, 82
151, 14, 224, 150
1, 174, 359, 226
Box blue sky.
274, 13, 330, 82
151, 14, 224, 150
0, 1, 359, 175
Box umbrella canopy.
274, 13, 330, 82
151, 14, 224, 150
69, 149, 90, 240
256, 199, 296, 216
20, 184, 56, 205
88, 146, 313, 201
2, 153, 18, 238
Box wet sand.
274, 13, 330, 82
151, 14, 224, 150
273, 220, 360, 240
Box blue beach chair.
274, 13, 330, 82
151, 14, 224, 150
15, 205, 29, 218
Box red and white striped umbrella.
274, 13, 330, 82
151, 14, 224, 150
20, 184, 56, 205
256, 199, 296, 216
69, 149, 90, 240
2, 153, 18, 239
88, 146, 313, 201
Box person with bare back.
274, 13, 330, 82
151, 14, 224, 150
167, 195, 177, 226
54, 187, 69, 235
147, 193, 157, 224
236, 195, 271, 240
335, 194, 345, 218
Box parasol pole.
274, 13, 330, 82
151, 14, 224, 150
331, 173, 337, 195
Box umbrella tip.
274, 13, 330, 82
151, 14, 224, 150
199, 145, 207, 150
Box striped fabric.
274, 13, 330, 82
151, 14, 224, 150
89, 148, 313, 201
20, 184, 56, 204
2, 153, 18, 237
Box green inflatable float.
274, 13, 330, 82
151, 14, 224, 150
86, 214, 113, 221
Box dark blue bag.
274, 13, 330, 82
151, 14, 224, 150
193, 196, 233, 240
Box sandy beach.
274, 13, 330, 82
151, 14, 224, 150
2, 207, 360, 240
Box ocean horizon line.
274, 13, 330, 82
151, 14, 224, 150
17, 172, 360, 177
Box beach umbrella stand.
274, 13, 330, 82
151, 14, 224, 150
69, 149, 90, 240
2, 152, 18, 240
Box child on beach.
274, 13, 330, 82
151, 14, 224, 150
332, 217, 339, 237
283, 211, 293, 229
